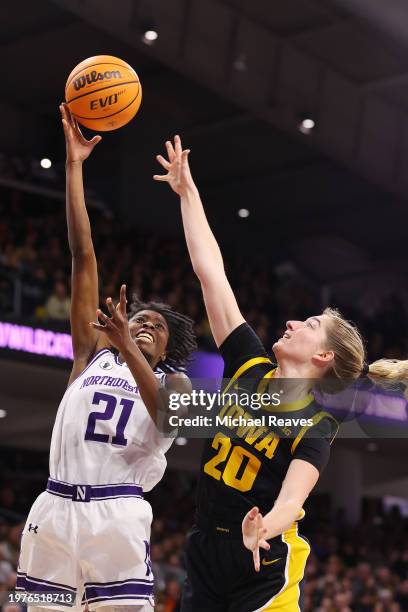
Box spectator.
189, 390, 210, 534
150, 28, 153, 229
43, 281, 70, 321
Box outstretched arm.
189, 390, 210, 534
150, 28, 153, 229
242, 459, 318, 571
60, 104, 103, 384
154, 136, 244, 347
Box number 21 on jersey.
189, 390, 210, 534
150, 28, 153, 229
85, 391, 134, 447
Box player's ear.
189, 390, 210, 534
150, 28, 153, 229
161, 352, 167, 362
312, 350, 334, 367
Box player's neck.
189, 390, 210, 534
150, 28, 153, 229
116, 349, 155, 370
272, 364, 314, 403
273, 362, 315, 379
269, 377, 312, 401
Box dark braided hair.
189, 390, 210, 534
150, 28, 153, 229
128, 295, 197, 371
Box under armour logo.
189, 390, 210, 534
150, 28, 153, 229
28, 523, 38, 534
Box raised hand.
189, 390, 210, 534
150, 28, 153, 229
242, 507, 270, 572
60, 103, 102, 164
153, 135, 193, 197
89, 285, 132, 353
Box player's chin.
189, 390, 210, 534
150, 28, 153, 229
135, 338, 156, 359
272, 338, 284, 352
272, 338, 291, 358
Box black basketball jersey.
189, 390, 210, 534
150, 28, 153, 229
195, 323, 339, 526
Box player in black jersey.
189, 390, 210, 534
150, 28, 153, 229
154, 136, 405, 611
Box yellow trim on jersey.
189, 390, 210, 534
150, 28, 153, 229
290, 411, 339, 455
257, 369, 316, 413
223, 357, 272, 394
263, 368, 277, 379
258, 522, 310, 611
256, 369, 276, 394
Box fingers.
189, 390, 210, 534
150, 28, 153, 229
59, 103, 66, 121
255, 513, 263, 531
90, 135, 102, 146
253, 546, 260, 572
259, 539, 270, 551
153, 174, 170, 182
174, 134, 182, 158
248, 507, 259, 521
60, 103, 77, 143
74, 118, 88, 144
182, 149, 191, 163
90, 290, 124, 331
89, 322, 106, 331
118, 284, 127, 316
242, 507, 258, 531
63, 103, 75, 129
70, 115, 101, 148
60, 104, 71, 134
105, 297, 115, 316
60, 102, 70, 122
156, 154, 170, 170
165, 140, 176, 162
97, 308, 111, 322
89, 309, 110, 331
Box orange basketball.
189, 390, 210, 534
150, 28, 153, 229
65, 55, 142, 132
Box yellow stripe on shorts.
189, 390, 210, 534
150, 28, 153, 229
257, 523, 310, 611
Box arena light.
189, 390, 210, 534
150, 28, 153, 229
238, 208, 250, 218
367, 442, 378, 452
234, 53, 248, 72
298, 117, 316, 135
40, 158, 52, 169
142, 29, 158, 45
0, 409, 7, 418
175, 437, 188, 446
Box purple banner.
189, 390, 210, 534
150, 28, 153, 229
0, 321, 73, 360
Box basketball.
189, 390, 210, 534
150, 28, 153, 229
65, 55, 142, 131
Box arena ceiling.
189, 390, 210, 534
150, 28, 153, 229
2, 0, 408, 287
52, 0, 408, 200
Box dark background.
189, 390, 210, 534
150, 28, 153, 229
2, 1, 408, 610
3, 0, 408, 279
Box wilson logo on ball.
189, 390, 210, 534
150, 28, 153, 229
66, 55, 142, 131
90, 90, 124, 110
73, 69, 123, 91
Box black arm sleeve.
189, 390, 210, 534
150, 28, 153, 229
292, 416, 337, 473
292, 437, 331, 473
219, 322, 270, 378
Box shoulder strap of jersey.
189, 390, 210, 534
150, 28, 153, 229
223, 357, 273, 394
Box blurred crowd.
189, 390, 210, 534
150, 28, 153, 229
1, 186, 408, 361
0, 462, 408, 612
2, 182, 408, 610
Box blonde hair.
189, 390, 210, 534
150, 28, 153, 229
322, 307, 408, 398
